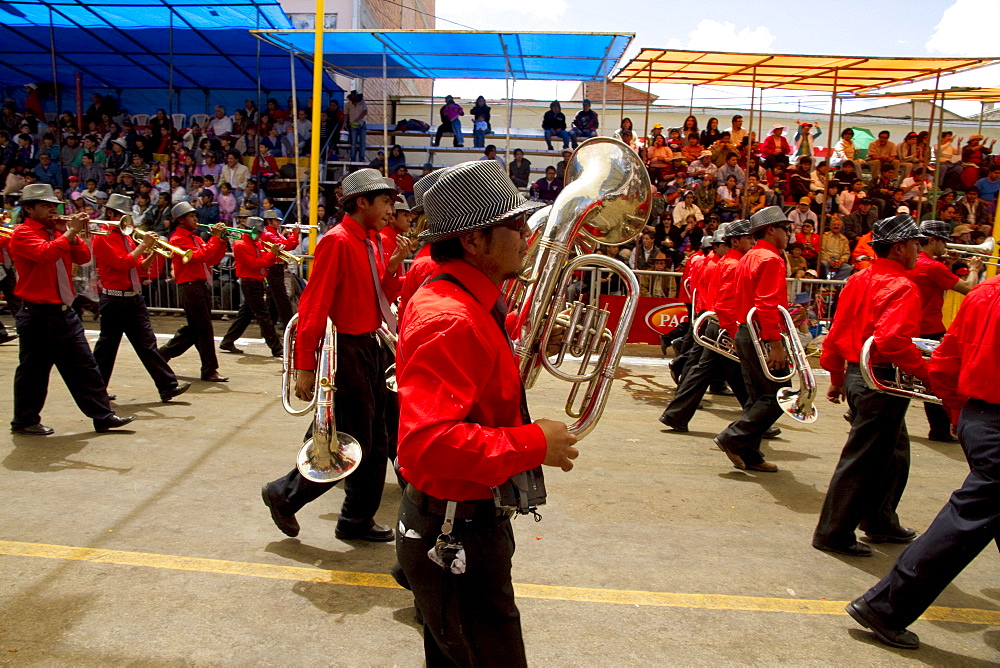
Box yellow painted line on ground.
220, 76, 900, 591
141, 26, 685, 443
1, 539, 998, 625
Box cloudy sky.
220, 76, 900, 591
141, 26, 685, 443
429, 0, 1000, 116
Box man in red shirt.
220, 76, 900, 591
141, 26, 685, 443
395, 160, 578, 665
262, 169, 407, 542
714, 206, 792, 472
846, 274, 1000, 650
158, 202, 229, 382
219, 216, 283, 356
379, 198, 416, 304
9, 184, 134, 435
909, 219, 982, 442
813, 214, 929, 557
668, 237, 716, 384
258, 209, 297, 331
92, 194, 190, 402
661, 220, 753, 431
397, 168, 446, 321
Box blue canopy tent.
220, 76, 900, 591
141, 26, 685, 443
0, 0, 335, 117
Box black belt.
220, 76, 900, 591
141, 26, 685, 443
405, 484, 513, 520
22, 301, 69, 311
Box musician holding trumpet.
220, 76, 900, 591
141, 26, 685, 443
8, 183, 134, 435
92, 194, 191, 402
813, 214, 928, 557
219, 216, 284, 357
259, 209, 297, 331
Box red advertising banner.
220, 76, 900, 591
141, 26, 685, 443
599, 296, 689, 345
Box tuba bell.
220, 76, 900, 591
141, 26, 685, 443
746, 305, 818, 423
512, 137, 652, 438
859, 335, 942, 403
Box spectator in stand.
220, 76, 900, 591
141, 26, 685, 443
789, 198, 817, 233
726, 114, 747, 150
795, 220, 821, 269
672, 190, 703, 226
766, 162, 790, 204
681, 133, 705, 163
196, 190, 220, 227
761, 124, 791, 168
242, 178, 261, 214
387, 145, 406, 175
788, 156, 814, 202
208, 106, 233, 137
973, 165, 1000, 209
221, 150, 250, 198
432, 95, 465, 148
787, 243, 808, 275
146, 192, 171, 235
865, 130, 899, 182
792, 121, 822, 159
716, 151, 746, 188
107, 138, 129, 173
125, 153, 152, 184
715, 174, 741, 222
325, 99, 344, 155
555, 149, 573, 182
700, 117, 722, 150
694, 173, 716, 216
614, 118, 637, 150
542, 101, 570, 151
116, 172, 138, 199
666, 127, 684, 153
961, 133, 994, 177
838, 178, 867, 216
531, 166, 563, 202
900, 167, 931, 209
743, 173, 767, 215
479, 144, 505, 169
842, 198, 878, 243
955, 186, 992, 229
345, 90, 368, 162
292, 108, 311, 155
168, 175, 186, 204
149, 108, 173, 153
217, 182, 237, 223
231, 109, 249, 137
508, 148, 531, 188
820, 217, 852, 279
77, 152, 104, 189
235, 124, 260, 157
570, 99, 599, 147
392, 165, 415, 198
197, 152, 222, 181
59, 134, 82, 173
708, 132, 735, 167
951, 223, 973, 243
896, 132, 920, 182
645, 134, 674, 182
680, 115, 698, 138
471, 95, 491, 149
33, 152, 60, 187
202, 174, 219, 199
687, 150, 716, 185
832, 128, 857, 170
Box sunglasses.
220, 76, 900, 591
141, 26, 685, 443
496, 214, 529, 232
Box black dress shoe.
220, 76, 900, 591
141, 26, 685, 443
335, 522, 395, 542
219, 342, 243, 354
94, 415, 136, 433
927, 431, 957, 443
845, 597, 919, 649
0, 332, 18, 344
658, 413, 688, 432
271, 347, 284, 358
762, 426, 782, 439
11, 423, 54, 436
160, 382, 192, 402
158, 347, 174, 361
812, 538, 872, 557
106, 394, 117, 402
667, 360, 681, 385
864, 526, 917, 543
201, 372, 229, 382
261, 484, 299, 537
389, 562, 411, 590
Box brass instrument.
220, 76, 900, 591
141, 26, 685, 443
692, 311, 739, 361
513, 137, 652, 438
113, 216, 193, 264
267, 242, 304, 265
281, 314, 362, 483
946, 237, 1000, 267
87, 222, 113, 236
747, 305, 818, 423
376, 326, 397, 392
859, 336, 942, 403
0, 226, 12, 238
197, 223, 259, 241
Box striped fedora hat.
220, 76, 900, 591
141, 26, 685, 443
412, 168, 446, 215
341, 168, 398, 201
420, 161, 545, 243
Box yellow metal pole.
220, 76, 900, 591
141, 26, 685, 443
307, 0, 325, 258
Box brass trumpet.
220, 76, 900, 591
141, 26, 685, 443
197, 223, 259, 241
747, 305, 818, 423
120, 219, 193, 264
859, 336, 942, 403
267, 242, 303, 265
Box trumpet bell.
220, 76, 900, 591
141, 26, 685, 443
946, 237, 995, 257
296, 433, 363, 483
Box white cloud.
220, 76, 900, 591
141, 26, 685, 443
680, 19, 776, 52
435, 0, 568, 24
927, 0, 1000, 55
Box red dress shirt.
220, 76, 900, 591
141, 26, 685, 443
928, 276, 1000, 421
143, 252, 167, 280
294, 215, 396, 370
910, 252, 959, 335
233, 235, 277, 280
10, 218, 91, 304
398, 243, 436, 321
378, 226, 405, 302
169, 227, 227, 284
679, 251, 706, 304
260, 226, 298, 263
0, 231, 13, 268
700, 251, 726, 311
93, 229, 143, 291
692, 253, 719, 312
733, 240, 787, 340
820, 258, 927, 388
397, 259, 546, 501
712, 248, 745, 334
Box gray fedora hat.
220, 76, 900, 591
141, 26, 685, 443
712, 223, 729, 244
262, 209, 280, 220
105, 193, 133, 215
873, 214, 927, 244
112, 137, 128, 149
171, 201, 196, 219
419, 161, 546, 243
412, 168, 445, 215
919, 219, 951, 241
724, 218, 752, 239
19, 183, 61, 205
700, 234, 714, 249
341, 168, 398, 202
246, 216, 265, 230
748, 205, 790, 232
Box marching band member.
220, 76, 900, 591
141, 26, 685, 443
845, 272, 1000, 650
9, 183, 134, 435
660, 220, 752, 432
668, 236, 716, 383
713, 206, 792, 473
395, 160, 578, 665
379, 198, 417, 301
261, 169, 404, 541
0, 217, 19, 344
397, 168, 447, 320
219, 216, 284, 356
813, 214, 928, 557
158, 202, 229, 382
259, 209, 297, 331
909, 219, 982, 442
92, 194, 190, 402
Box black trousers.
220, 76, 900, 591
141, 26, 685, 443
11, 302, 114, 429
814, 364, 911, 547
716, 324, 790, 465
267, 264, 293, 328
267, 333, 391, 530
93, 294, 178, 393
662, 321, 748, 429
671, 313, 699, 379
397, 492, 526, 667
863, 399, 1000, 629
159, 281, 219, 377
921, 331, 952, 436
221, 279, 282, 352
0, 267, 20, 334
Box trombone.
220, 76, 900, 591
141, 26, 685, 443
946, 238, 1000, 267
267, 242, 303, 265
859, 336, 942, 404
197, 223, 260, 241
747, 305, 818, 423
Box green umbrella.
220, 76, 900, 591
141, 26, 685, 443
848, 127, 876, 159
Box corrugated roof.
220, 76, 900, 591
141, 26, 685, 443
854, 87, 1000, 102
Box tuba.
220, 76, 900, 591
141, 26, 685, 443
747, 305, 818, 423
512, 137, 651, 438
281, 314, 363, 483
692, 311, 739, 361
859, 336, 942, 403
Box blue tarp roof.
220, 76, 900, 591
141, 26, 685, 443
0, 0, 320, 92
254, 30, 633, 81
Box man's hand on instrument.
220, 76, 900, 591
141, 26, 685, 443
765, 341, 788, 371
138, 231, 157, 252
64, 213, 87, 236
827, 384, 845, 404
536, 419, 579, 472
387, 236, 415, 273
294, 370, 316, 401
544, 322, 567, 357
210, 222, 227, 239
968, 257, 984, 274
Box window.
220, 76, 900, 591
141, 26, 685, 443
288, 13, 338, 29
